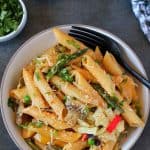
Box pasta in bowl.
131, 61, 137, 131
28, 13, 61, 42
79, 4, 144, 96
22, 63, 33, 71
1, 25, 149, 150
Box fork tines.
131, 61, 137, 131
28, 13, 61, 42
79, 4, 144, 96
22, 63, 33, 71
69, 26, 112, 53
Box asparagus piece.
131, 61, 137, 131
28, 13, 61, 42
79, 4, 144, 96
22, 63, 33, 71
91, 83, 124, 113
46, 48, 88, 80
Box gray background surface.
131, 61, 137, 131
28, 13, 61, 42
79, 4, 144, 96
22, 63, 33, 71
0, 0, 149, 149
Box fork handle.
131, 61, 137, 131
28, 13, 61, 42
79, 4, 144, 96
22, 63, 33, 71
121, 60, 150, 89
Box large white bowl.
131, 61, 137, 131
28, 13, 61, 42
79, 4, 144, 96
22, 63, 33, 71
0, 24, 149, 150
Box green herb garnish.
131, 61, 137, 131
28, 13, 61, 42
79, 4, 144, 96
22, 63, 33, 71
31, 121, 44, 128
18, 121, 44, 129
0, 0, 23, 36
23, 95, 31, 105
46, 48, 88, 80
91, 83, 124, 113
58, 68, 74, 82
7, 97, 18, 111
18, 122, 29, 129
66, 40, 80, 49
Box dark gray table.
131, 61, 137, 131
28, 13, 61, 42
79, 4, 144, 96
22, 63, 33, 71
0, 0, 149, 149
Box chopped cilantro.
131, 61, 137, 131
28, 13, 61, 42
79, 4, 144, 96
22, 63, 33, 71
0, 0, 23, 36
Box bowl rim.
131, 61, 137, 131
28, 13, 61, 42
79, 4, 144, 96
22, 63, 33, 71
0, 24, 149, 150
0, 0, 27, 42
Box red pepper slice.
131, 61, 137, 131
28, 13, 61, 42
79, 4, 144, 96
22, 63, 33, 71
81, 133, 88, 142
106, 115, 122, 133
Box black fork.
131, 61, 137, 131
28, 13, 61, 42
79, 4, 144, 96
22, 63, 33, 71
69, 26, 150, 89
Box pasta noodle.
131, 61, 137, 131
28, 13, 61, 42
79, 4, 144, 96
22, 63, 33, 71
51, 76, 102, 106
95, 46, 103, 63
72, 70, 106, 107
23, 68, 48, 108
23, 106, 71, 130
34, 68, 66, 120
103, 51, 123, 75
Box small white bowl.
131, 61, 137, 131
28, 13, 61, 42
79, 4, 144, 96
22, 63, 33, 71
0, 24, 149, 150
0, 0, 27, 42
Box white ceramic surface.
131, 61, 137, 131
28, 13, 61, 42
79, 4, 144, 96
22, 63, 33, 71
0, 24, 149, 150
0, 0, 27, 42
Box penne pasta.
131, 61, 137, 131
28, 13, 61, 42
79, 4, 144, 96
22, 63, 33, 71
82, 55, 144, 127
22, 106, 71, 130
103, 51, 123, 76
27, 124, 81, 143
44, 47, 58, 66
34, 68, 66, 120
113, 75, 138, 103
53, 28, 86, 53
34, 133, 66, 147
23, 68, 48, 108
95, 46, 103, 63
71, 65, 96, 82
82, 54, 115, 95
51, 76, 102, 106
72, 70, 106, 107
53, 28, 96, 59
22, 128, 35, 139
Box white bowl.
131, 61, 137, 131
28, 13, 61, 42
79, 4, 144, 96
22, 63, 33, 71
0, 24, 149, 150
0, 0, 27, 42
